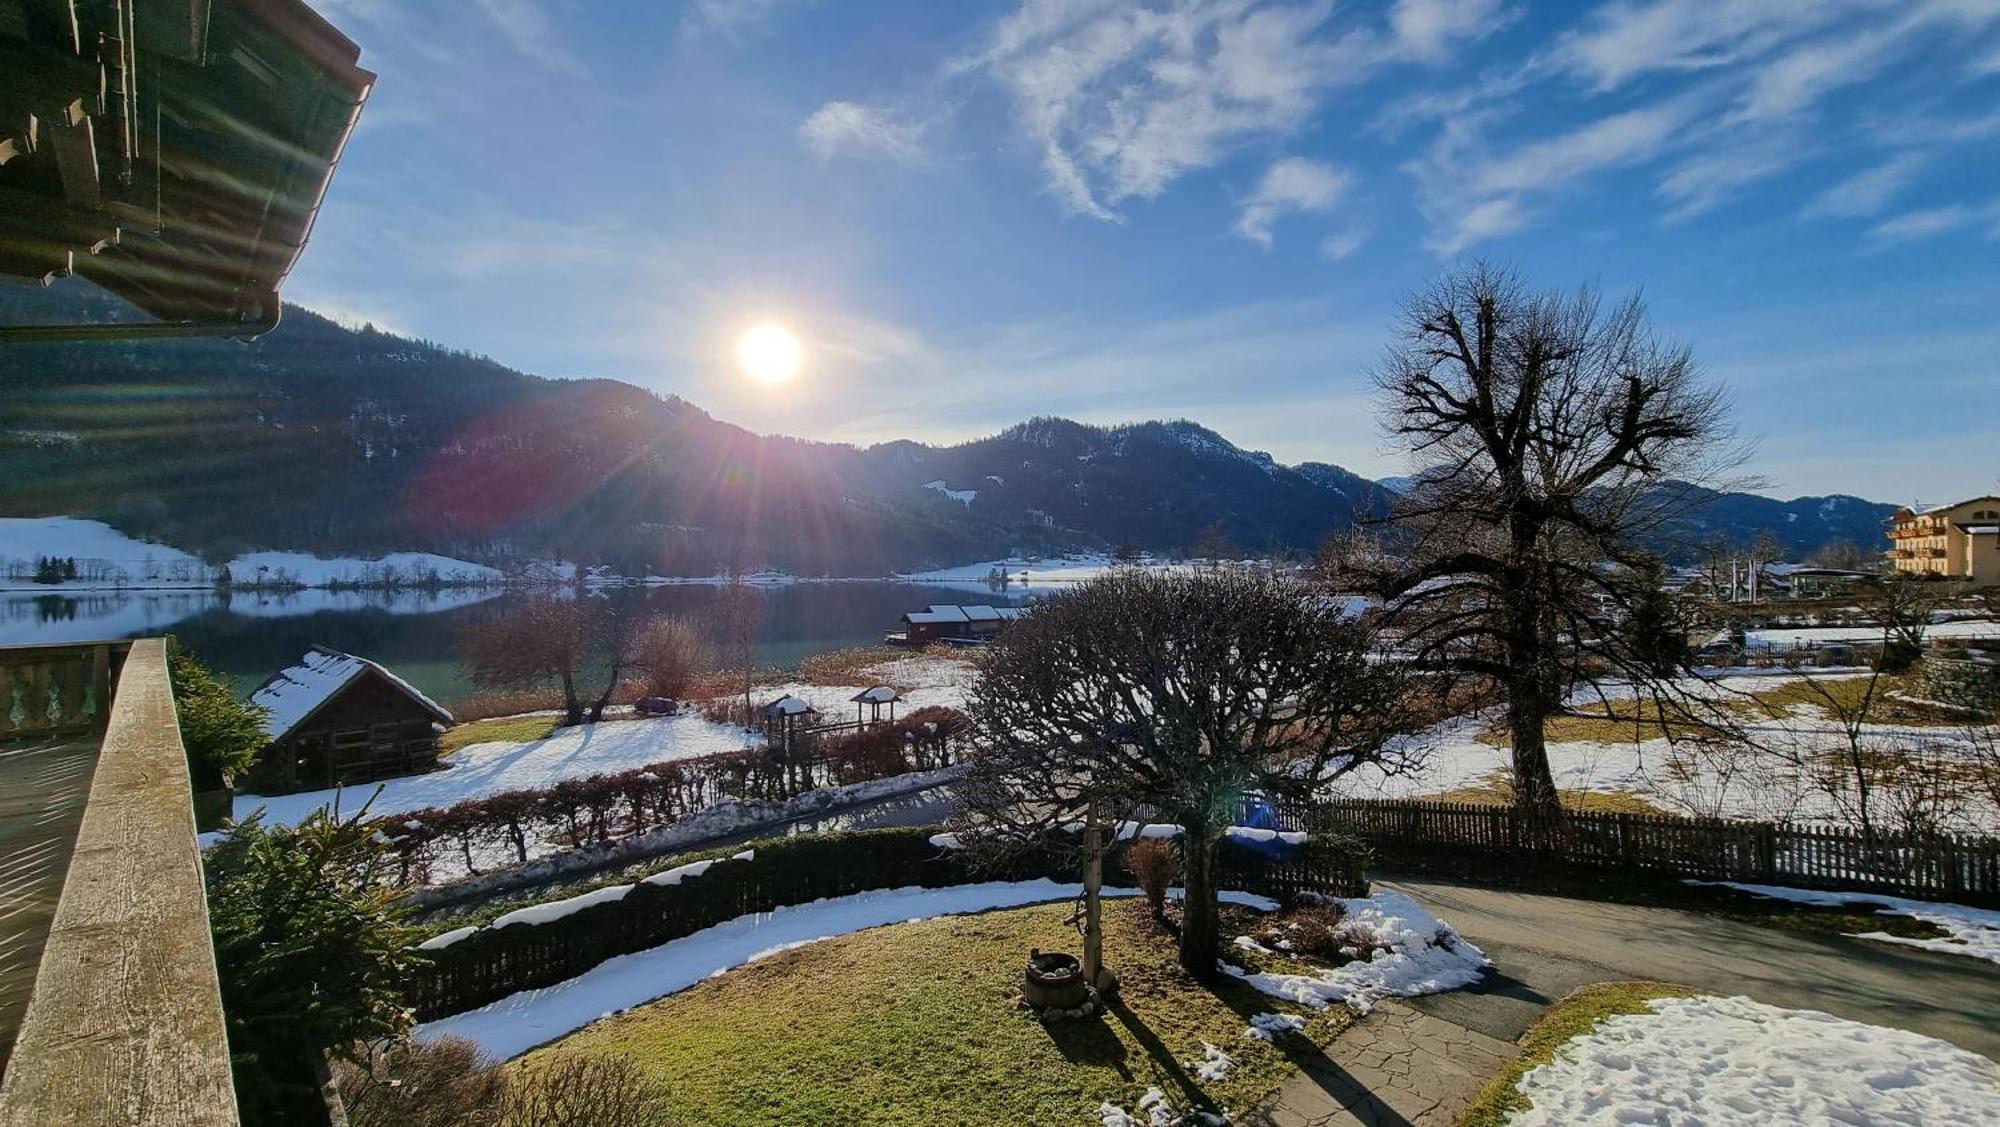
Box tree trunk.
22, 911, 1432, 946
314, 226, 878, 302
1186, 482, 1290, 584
1081, 824, 1105, 986
1505, 685, 1561, 815
588, 657, 621, 724
560, 668, 582, 726
1176, 825, 1220, 979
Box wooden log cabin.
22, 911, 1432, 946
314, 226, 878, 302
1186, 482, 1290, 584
888, 604, 1027, 646
247, 646, 452, 793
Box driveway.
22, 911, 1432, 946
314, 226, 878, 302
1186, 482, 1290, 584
1381, 874, 2000, 1060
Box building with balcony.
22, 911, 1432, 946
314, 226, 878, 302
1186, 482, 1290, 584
1886, 496, 2000, 584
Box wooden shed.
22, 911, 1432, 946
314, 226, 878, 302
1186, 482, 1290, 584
247, 645, 452, 793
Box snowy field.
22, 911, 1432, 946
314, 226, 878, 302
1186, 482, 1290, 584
1511, 995, 2000, 1126
895, 554, 1212, 594
0, 516, 501, 590
1328, 669, 2000, 832
235, 654, 980, 829
1749, 619, 2000, 649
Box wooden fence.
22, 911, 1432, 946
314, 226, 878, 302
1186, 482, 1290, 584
1284, 797, 2000, 906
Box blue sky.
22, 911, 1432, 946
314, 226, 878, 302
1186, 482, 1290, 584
294, 0, 2000, 503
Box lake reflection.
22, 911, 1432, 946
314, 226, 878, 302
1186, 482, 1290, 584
1, 581, 1030, 700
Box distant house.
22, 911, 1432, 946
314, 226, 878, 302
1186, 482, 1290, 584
248, 646, 452, 793
1888, 497, 2000, 584
889, 603, 1028, 646
1779, 566, 1873, 600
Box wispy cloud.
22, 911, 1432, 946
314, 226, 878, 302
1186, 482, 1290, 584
472, 0, 584, 74
1234, 157, 1352, 247
1553, 0, 1860, 92
962, 0, 1498, 222
1801, 153, 1925, 220
1414, 97, 1697, 252
1657, 132, 1802, 221
1867, 202, 2000, 246
1318, 227, 1369, 260
681, 0, 798, 42
799, 102, 928, 163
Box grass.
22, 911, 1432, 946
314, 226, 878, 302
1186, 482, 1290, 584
1456, 981, 1695, 1127
439, 713, 560, 754
508, 898, 1351, 1126
796, 644, 962, 689
1430, 771, 1668, 815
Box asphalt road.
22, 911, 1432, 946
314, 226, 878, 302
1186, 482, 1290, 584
1381, 874, 2000, 1060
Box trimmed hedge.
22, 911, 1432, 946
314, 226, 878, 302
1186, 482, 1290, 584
381, 707, 969, 885
409, 826, 1370, 1021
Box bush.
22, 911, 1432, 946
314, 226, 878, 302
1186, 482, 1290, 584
168, 642, 267, 791
503, 1056, 675, 1127
1247, 902, 1386, 964
335, 1036, 508, 1127
1126, 838, 1181, 920
625, 616, 712, 700
206, 808, 422, 1124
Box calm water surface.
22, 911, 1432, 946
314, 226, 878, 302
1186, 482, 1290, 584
1, 582, 1029, 700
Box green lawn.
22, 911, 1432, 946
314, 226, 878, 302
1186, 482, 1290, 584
439, 714, 559, 754
1457, 981, 1695, 1127
509, 899, 1352, 1126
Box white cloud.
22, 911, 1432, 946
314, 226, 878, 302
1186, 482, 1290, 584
1801, 154, 1925, 219
1554, 1, 1864, 92
799, 102, 927, 163
1866, 202, 2000, 246
682, 0, 795, 42
1388, 0, 1509, 61
1234, 157, 1352, 246
1415, 97, 1695, 252
1656, 134, 1802, 221
472, 0, 583, 74
1318, 227, 1369, 260
966, 0, 1497, 221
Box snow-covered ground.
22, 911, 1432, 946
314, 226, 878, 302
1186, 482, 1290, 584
894, 554, 1217, 594
0, 516, 502, 590
1691, 881, 2000, 965
1511, 994, 2000, 1125
1328, 670, 2000, 832
417, 880, 1278, 1061
234, 712, 758, 827
1220, 889, 1489, 1013
1749, 620, 2000, 649
236, 656, 980, 830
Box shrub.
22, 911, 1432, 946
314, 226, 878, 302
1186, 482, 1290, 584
167, 643, 268, 791
1248, 902, 1370, 963
335, 1036, 508, 1127
502, 1056, 675, 1127
1126, 838, 1181, 921
206, 808, 422, 1124
625, 616, 712, 700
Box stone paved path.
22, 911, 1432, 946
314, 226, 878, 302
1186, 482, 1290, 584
1246, 1001, 1516, 1126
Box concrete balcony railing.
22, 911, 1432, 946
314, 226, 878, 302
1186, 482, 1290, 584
0, 639, 237, 1126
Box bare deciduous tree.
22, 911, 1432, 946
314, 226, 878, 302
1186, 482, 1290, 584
956, 569, 1415, 977
1335, 264, 1744, 816
625, 615, 712, 700
460, 596, 630, 726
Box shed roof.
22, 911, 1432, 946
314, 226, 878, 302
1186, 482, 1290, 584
762, 694, 819, 717
249, 645, 452, 742
851, 685, 900, 703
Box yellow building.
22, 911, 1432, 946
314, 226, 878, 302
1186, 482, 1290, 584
1887, 496, 2000, 583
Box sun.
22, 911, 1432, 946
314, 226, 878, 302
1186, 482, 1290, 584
736, 322, 804, 385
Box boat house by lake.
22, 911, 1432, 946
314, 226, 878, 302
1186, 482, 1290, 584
247, 646, 453, 793
888, 603, 1027, 646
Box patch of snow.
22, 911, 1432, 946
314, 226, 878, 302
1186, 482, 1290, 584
235, 711, 760, 828
1747, 620, 2000, 649
921, 479, 978, 506
1690, 881, 2000, 965
225, 550, 502, 588
417, 926, 477, 951
417, 879, 1273, 1060
1220, 890, 1488, 1013
0, 517, 210, 589
640, 858, 719, 888
489, 883, 637, 930
1245, 1012, 1308, 1041
1511, 994, 2000, 1126
1191, 1041, 1234, 1081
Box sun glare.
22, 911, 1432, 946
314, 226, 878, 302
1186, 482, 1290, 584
736, 322, 804, 385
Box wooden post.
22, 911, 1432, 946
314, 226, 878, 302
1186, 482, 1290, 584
1081, 821, 1104, 989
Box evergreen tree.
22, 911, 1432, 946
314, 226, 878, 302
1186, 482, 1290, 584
168, 643, 269, 789
1623, 567, 1691, 677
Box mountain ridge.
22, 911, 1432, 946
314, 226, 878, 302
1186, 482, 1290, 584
0, 289, 1898, 573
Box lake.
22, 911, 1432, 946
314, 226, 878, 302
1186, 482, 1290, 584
0, 581, 1032, 701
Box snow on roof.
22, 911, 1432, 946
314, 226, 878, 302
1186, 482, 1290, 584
250, 645, 452, 742
1964, 525, 1999, 535
961, 605, 1002, 622
762, 694, 819, 717
851, 685, 900, 703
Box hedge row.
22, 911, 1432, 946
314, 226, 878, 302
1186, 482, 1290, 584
380, 707, 969, 886
408, 825, 1371, 1020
